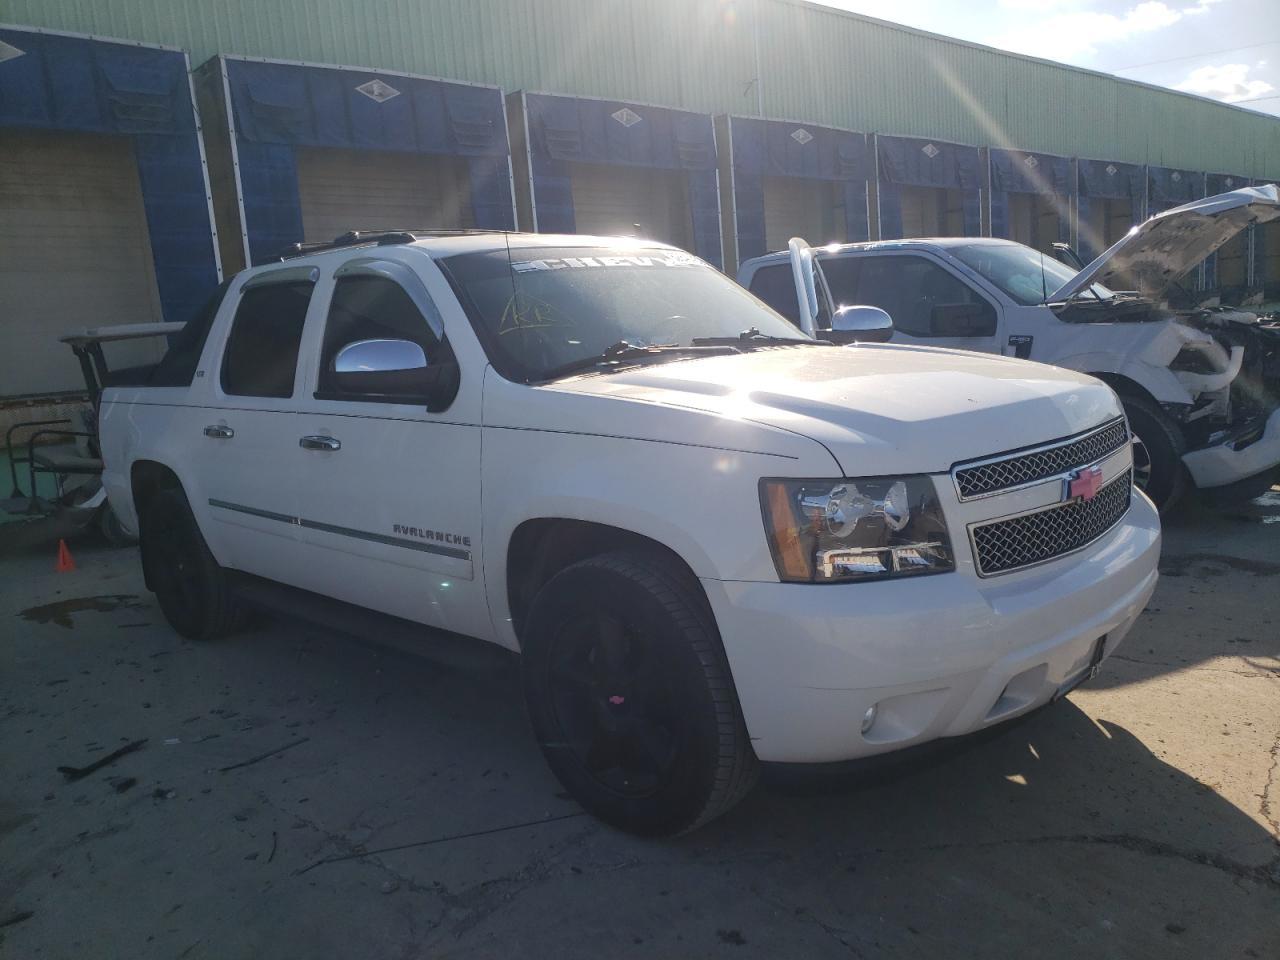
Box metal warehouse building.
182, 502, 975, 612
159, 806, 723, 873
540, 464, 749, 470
2, 0, 1279, 414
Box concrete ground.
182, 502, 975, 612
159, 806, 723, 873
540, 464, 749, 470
2, 494, 1278, 959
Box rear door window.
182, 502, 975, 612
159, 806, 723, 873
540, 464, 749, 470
220, 280, 314, 398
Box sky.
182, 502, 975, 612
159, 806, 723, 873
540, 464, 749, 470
815, 0, 1280, 117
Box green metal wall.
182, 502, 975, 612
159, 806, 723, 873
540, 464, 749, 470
6, 0, 1279, 179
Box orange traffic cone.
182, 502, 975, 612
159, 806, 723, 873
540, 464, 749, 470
55, 539, 76, 573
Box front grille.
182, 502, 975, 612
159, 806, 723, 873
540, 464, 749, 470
971, 471, 1132, 576
954, 419, 1129, 499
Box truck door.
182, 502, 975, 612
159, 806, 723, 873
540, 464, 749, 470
819, 252, 1003, 354
190, 267, 316, 578
288, 257, 489, 640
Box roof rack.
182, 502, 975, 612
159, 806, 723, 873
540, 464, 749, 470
277, 228, 522, 261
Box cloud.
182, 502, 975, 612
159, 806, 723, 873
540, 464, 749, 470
987, 2, 1207, 61
1175, 63, 1275, 103
996, 0, 1076, 9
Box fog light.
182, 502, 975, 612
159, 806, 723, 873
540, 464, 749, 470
860, 704, 878, 735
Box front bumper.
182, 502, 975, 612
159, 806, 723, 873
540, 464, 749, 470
702, 491, 1161, 764
1182, 407, 1280, 489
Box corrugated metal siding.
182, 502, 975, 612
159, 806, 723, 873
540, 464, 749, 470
7, 0, 1279, 179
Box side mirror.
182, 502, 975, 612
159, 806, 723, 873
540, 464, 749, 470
929, 302, 996, 338
328, 338, 459, 410
334, 338, 427, 374
828, 305, 894, 344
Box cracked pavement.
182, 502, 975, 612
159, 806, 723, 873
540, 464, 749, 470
2, 491, 1278, 959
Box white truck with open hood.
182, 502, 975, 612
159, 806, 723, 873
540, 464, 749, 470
739, 184, 1280, 511
98, 229, 1159, 836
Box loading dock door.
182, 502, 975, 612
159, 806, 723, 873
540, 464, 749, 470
295, 148, 475, 243
567, 162, 693, 252
1215, 232, 1248, 290
1080, 198, 1135, 259
0, 130, 164, 398
898, 186, 967, 238
1262, 220, 1280, 296
763, 176, 846, 250
1008, 194, 1061, 254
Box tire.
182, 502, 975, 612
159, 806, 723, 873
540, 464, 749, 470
97, 503, 137, 547
521, 552, 758, 836
1121, 395, 1188, 513
140, 487, 245, 641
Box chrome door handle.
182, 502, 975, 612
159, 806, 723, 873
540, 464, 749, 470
299, 435, 341, 451
203, 425, 234, 439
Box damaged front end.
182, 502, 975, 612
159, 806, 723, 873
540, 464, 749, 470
1173, 305, 1280, 466
1048, 184, 1280, 494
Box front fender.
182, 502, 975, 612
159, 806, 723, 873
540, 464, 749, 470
1052, 351, 1192, 405
479, 380, 838, 649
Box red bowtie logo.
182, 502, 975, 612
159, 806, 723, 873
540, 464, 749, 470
1067, 466, 1103, 502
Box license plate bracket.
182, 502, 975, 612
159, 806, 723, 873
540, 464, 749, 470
1053, 635, 1107, 701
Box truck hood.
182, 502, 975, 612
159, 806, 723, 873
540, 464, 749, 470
1049, 183, 1280, 301
550, 345, 1122, 476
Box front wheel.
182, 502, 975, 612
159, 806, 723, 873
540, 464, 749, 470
521, 552, 758, 836
1121, 395, 1188, 513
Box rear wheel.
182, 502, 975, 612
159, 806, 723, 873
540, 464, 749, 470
1121, 395, 1187, 513
97, 503, 137, 547
521, 552, 757, 836
140, 487, 245, 640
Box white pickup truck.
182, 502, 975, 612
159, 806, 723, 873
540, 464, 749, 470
100, 230, 1160, 835
739, 185, 1280, 511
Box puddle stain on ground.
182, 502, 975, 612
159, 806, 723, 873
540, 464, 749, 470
1159, 553, 1280, 579
18, 594, 144, 629
1225, 490, 1280, 526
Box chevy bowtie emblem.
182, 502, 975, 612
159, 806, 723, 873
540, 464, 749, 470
1066, 465, 1103, 502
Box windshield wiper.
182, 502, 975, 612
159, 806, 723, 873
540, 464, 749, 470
691, 327, 826, 347
538, 340, 736, 382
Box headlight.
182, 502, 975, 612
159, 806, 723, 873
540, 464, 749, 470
759, 477, 954, 583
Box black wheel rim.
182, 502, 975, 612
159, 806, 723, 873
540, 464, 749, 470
1131, 435, 1153, 491
546, 612, 679, 798
150, 514, 205, 619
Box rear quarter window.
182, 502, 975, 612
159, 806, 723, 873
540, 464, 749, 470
149, 280, 231, 387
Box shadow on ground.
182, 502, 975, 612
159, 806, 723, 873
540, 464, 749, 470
2, 534, 1277, 959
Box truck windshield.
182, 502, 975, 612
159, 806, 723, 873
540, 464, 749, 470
949, 242, 1115, 305
440, 246, 810, 382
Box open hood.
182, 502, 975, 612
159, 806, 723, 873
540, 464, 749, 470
1048, 183, 1280, 302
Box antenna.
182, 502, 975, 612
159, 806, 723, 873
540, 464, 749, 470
502, 230, 521, 329
1040, 247, 1048, 303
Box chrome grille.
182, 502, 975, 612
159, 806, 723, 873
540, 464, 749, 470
954, 419, 1129, 500
971, 471, 1132, 576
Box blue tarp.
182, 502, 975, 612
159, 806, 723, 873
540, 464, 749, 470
875, 135, 982, 239
988, 148, 1072, 244
728, 116, 869, 263
522, 93, 722, 267
1076, 159, 1146, 261
1077, 158, 1145, 201
223, 58, 515, 264
1147, 165, 1205, 213
0, 28, 219, 327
